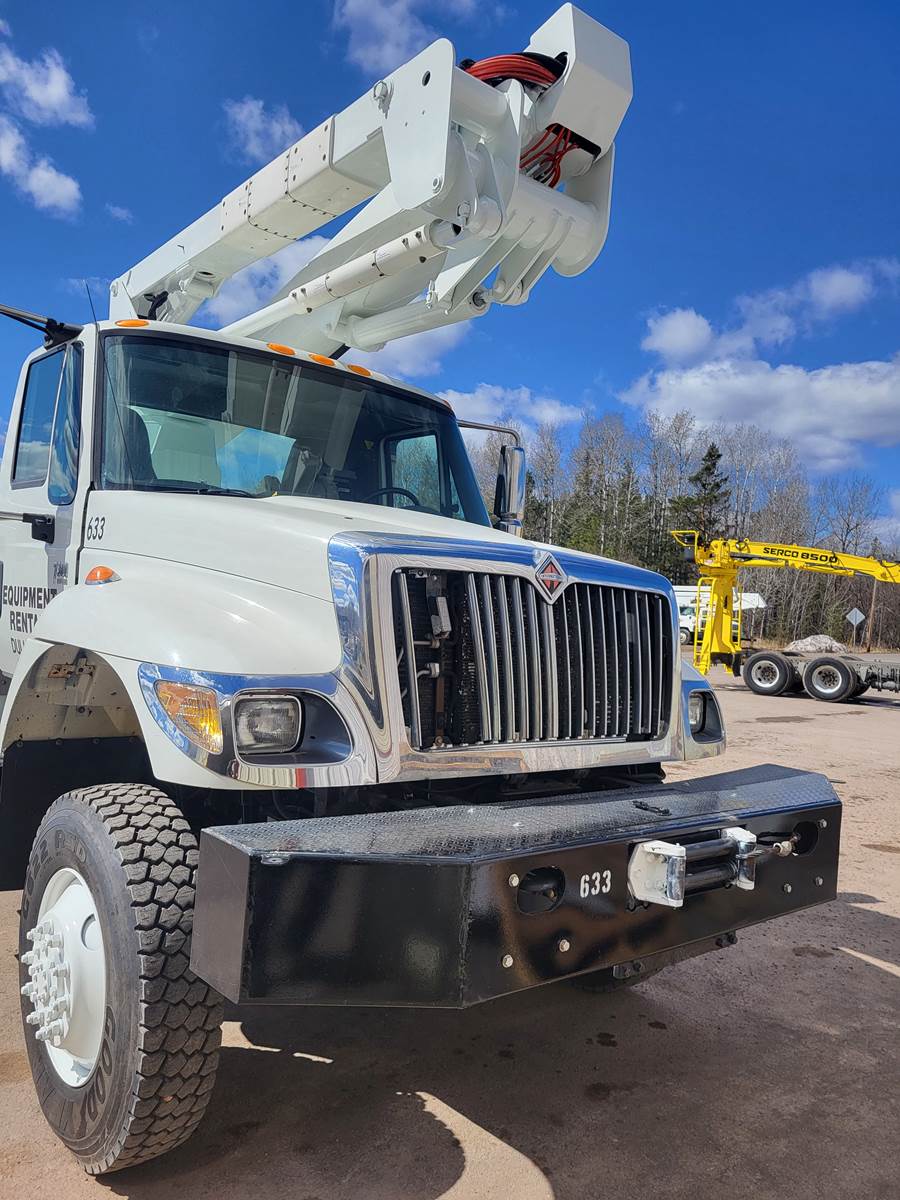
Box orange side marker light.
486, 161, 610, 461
85, 565, 120, 585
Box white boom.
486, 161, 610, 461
109, 4, 632, 358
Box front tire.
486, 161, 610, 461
19, 784, 223, 1174
743, 651, 793, 696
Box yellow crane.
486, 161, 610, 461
670, 531, 900, 694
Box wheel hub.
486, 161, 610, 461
751, 661, 778, 687
21, 867, 107, 1087
812, 666, 841, 695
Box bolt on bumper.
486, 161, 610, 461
190, 763, 841, 1007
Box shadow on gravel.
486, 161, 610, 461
97, 893, 900, 1200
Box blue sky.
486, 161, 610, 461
1, 1, 898, 532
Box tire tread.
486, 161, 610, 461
35, 783, 222, 1174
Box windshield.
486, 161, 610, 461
98, 333, 490, 525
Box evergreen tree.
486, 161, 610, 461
670, 442, 731, 544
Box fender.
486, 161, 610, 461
0, 557, 343, 788
29, 554, 341, 676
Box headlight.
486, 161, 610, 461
154, 681, 223, 754
234, 695, 302, 755
688, 691, 706, 734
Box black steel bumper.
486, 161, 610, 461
190, 764, 840, 1006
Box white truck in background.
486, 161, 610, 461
673, 585, 765, 646
0, 6, 840, 1174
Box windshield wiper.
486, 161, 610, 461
149, 483, 259, 498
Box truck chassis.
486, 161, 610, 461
743, 649, 900, 703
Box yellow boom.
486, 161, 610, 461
670, 531, 900, 675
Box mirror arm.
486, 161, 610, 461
457, 419, 521, 447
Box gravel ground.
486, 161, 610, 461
1, 671, 897, 1199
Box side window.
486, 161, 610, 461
48, 345, 83, 505
13, 350, 65, 486
388, 433, 441, 511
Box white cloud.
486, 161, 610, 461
200, 237, 330, 326
641, 308, 712, 364
222, 96, 302, 165
64, 275, 111, 300
806, 265, 874, 315
0, 114, 80, 216
0, 19, 10, 37
333, 0, 439, 72
105, 202, 133, 223
628, 258, 900, 470
644, 259, 899, 369
872, 490, 900, 550
0, 44, 92, 127
623, 353, 900, 473
353, 323, 470, 378
439, 382, 581, 430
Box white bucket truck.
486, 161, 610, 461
0, 6, 839, 1173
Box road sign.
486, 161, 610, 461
846, 607, 866, 628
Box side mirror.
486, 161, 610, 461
493, 444, 526, 536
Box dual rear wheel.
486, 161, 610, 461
743, 651, 798, 697
803, 656, 860, 703
743, 651, 862, 703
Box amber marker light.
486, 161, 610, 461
267, 342, 296, 356
347, 363, 372, 376
154, 681, 223, 755
309, 353, 336, 367
84, 565, 120, 585
115, 319, 149, 327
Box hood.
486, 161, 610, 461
88, 491, 533, 602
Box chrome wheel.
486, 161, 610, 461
21, 866, 107, 1088
750, 659, 780, 690
810, 664, 843, 697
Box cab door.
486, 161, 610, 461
0, 342, 85, 677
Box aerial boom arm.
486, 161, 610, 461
109, 5, 632, 357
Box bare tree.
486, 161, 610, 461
526, 422, 565, 543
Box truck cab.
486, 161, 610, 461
0, 316, 722, 818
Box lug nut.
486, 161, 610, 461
558, 938, 571, 953
501, 954, 514, 969
782, 883, 793, 894
508, 874, 520, 888
818, 819, 828, 829
814, 876, 824, 887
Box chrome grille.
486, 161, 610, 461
392, 569, 673, 750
